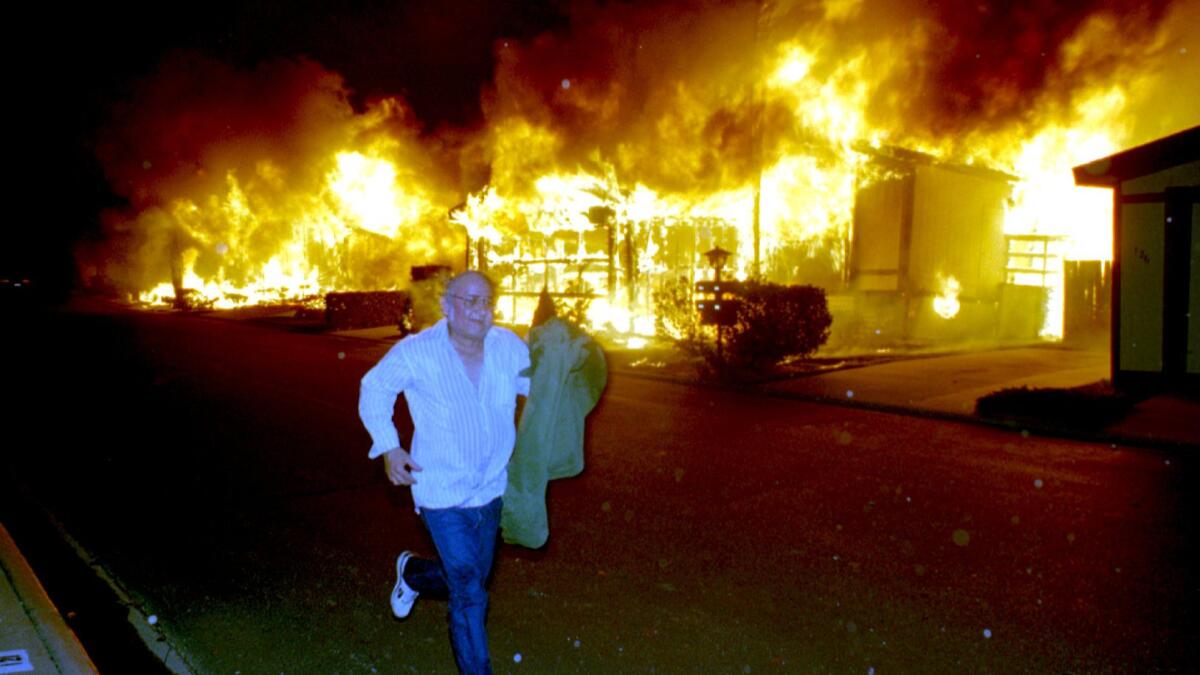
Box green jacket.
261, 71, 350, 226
501, 318, 607, 548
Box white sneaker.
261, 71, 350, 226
391, 551, 419, 619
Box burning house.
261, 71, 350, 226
453, 144, 1043, 352
77, 0, 1199, 355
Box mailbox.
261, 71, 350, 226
695, 280, 743, 326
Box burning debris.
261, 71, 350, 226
78, 0, 1199, 348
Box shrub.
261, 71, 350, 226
655, 278, 832, 374
725, 282, 832, 369
975, 380, 1134, 429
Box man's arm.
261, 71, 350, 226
358, 343, 413, 460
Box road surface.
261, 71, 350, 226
3, 303, 1197, 673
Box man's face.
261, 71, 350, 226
443, 274, 495, 341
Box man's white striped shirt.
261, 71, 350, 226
359, 319, 530, 510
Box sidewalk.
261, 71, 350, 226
0, 524, 95, 674
753, 345, 1199, 450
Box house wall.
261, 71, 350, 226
850, 161, 1011, 300
1117, 202, 1167, 372
1114, 159, 1200, 385
1120, 162, 1200, 195
909, 165, 1010, 301
850, 172, 910, 292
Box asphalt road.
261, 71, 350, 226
3, 303, 1198, 673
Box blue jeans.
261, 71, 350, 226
405, 498, 502, 675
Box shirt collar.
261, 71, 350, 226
433, 317, 496, 346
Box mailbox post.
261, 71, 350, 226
698, 247, 737, 361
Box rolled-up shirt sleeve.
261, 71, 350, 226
359, 342, 414, 459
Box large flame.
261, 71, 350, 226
84, 1, 1199, 343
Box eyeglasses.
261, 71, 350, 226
449, 294, 495, 310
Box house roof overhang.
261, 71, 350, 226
1073, 125, 1200, 187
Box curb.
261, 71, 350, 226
4, 494, 199, 675
0, 523, 96, 674
36, 508, 199, 675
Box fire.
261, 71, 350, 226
330, 151, 424, 238
933, 275, 962, 320
87, 2, 1198, 348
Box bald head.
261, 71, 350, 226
443, 270, 495, 300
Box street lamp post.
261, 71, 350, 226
703, 246, 732, 362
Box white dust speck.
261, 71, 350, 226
1034, 479, 1044, 489
983, 628, 992, 639
868, 668, 875, 675
513, 652, 522, 663
1165, 460, 1171, 466
846, 390, 855, 398
337, 352, 346, 360
561, 79, 571, 89
833, 555, 840, 561
147, 614, 158, 625
216, 242, 229, 255
573, 639, 581, 648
